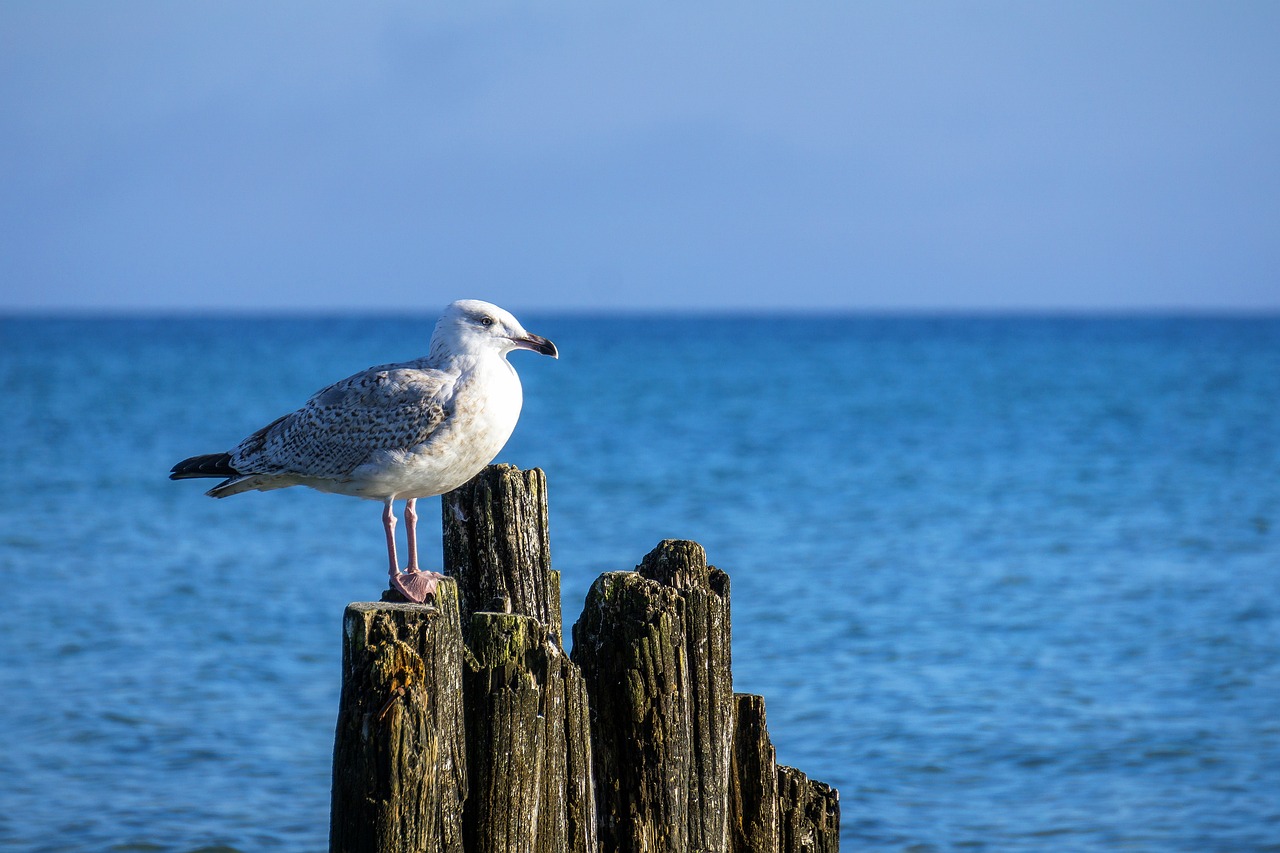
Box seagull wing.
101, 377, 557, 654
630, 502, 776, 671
230, 364, 453, 480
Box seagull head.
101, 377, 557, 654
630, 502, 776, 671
432, 299, 559, 360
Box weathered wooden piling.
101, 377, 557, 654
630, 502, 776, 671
730, 694, 840, 853
329, 593, 467, 853
464, 611, 596, 853
732, 693, 780, 853
442, 464, 561, 642
778, 767, 840, 853
571, 540, 736, 851
330, 464, 839, 853
444, 464, 596, 852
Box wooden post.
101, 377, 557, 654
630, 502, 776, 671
447, 464, 597, 853
638, 540, 735, 850
732, 694, 780, 853
463, 612, 597, 853
331, 466, 839, 852
778, 768, 840, 853
442, 463, 562, 642
329, 588, 467, 853
571, 539, 735, 852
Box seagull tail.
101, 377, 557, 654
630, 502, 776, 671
170, 453, 288, 498
170, 452, 237, 480
169, 452, 245, 497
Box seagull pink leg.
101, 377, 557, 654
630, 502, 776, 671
405, 498, 420, 571
383, 499, 399, 577
388, 497, 444, 603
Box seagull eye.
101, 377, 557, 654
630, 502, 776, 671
480, 316, 494, 327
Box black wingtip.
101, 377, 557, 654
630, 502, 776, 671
170, 453, 238, 480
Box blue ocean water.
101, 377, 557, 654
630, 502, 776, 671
1, 314, 1277, 852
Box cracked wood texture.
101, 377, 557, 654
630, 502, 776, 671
329, 589, 467, 853
442, 463, 561, 643
730, 693, 840, 852
732, 693, 780, 853
572, 539, 735, 853
778, 767, 840, 853
464, 612, 597, 853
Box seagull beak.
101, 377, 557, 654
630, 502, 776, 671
511, 333, 558, 359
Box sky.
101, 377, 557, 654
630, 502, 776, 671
1, 2, 1277, 314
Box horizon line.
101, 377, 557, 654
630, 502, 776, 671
3, 304, 1279, 320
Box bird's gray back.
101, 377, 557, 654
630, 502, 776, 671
232, 363, 452, 480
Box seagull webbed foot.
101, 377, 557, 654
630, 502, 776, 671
389, 570, 446, 604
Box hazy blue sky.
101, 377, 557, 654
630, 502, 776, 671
2, 3, 1277, 313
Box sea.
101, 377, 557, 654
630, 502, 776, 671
0, 313, 1277, 852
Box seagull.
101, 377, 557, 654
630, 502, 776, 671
170, 299, 558, 603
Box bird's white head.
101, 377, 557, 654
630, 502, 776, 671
430, 299, 559, 361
